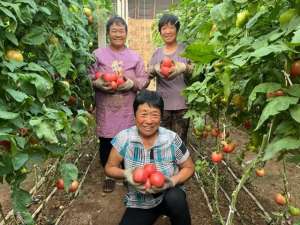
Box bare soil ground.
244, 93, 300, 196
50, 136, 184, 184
0, 126, 300, 225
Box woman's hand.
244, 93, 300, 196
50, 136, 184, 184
92, 78, 115, 93
123, 169, 147, 193
116, 77, 134, 92
145, 176, 175, 194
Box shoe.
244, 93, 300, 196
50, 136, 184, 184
102, 179, 115, 193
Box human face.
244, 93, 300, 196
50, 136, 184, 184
135, 103, 161, 138
108, 23, 127, 50
160, 22, 177, 45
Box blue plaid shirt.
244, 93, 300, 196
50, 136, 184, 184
111, 126, 190, 209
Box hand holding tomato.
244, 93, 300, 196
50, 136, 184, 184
145, 176, 174, 194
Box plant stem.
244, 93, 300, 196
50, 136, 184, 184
225, 134, 268, 225
214, 166, 225, 225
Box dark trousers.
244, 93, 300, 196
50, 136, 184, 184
161, 109, 189, 144
119, 187, 191, 225
99, 137, 112, 168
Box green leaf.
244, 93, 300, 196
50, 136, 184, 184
5, 88, 29, 102
0, 155, 14, 176
59, 163, 78, 192
274, 121, 296, 136
291, 29, 300, 45
210, 1, 235, 31
24, 63, 48, 73
5, 32, 18, 45
21, 26, 46, 45
19, 73, 53, 101
246, 10, 266, 29
248, 83, 281, 109
255, 96, 298, 130
12, 153, 29, 170
182, 41, 218, 64
290, 105, 300, 123
29, 118, 58, 143
49, 48, 72, 78
0, 110, 19, 120
58, 0, 72, 27
11, 187, 33, 225
250, 43, 290, 58
0, 6, 17, 22
286, 84, 300, 97
72, 116, 88, 134
54, 28, 76, 50
263, 137, 300, 160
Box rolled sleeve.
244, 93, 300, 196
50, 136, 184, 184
173, 135, 190, 164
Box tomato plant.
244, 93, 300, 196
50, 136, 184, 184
0, 0, 112, 223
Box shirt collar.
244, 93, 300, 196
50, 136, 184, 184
130, 126, 169, 147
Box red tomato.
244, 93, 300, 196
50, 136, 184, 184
244, 120, 252, 129
210, 128, 219, 137
161, 57, 173, 68
143, 164, 157, 177
133, 167, 147, 184
274, 90, 284, 96
160, 66, 170, 77
116, 77, 125, 86
144, 178, 151, 189
150, 171, 165, 188
103, 73, 118, 82
56, 178, 64, 190
274, 193, 286, 206
95, 71, 102, 79
110, 81, 118, 90
211, 152, 223, 164
223, 143, 236, 153
69, 180, 79, 193
255, 168, 265, 177
0, 140, 11, 151
291, 60, 300, 78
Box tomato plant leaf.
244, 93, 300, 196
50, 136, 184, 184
11, 187, 33, 224
49, 47, 72, 78
0, 155, 13, 176
263, 137, 300, 160
248, 83, 281, 109
290, 105, 300, 123
285, 84, 300, 97
12, 153, 29, 170
255, 96, 298, 130
4, 31, 18, 45
72, 115, 88, 134
274, 121, 296, 136
0, 6, 17, 22
5, 88, 29, 102
0, 110, 19, 120
182, 41, 218, 64
21, 26, 46, 45
249, 43, 290, 58
291, 29, 300, 45
29, 118, 58, 143
210, 1, 235, 31
245, 10, 266, 29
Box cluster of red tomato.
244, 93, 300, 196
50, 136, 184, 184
95, 71, 125, 90
56, 178, 79, 193
132, 164, 165, 189
160, 57, 175, 78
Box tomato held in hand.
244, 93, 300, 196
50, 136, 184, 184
150, 171, 165, 188
133, 167, 147, 184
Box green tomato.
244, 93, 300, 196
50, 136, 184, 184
279, 9, 297, 27
289, 206, 300, 216
236, 10, 250, 28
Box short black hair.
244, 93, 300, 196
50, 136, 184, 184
106, 16, 128, 33
158, 14, 180, 33
133, 90, 164, 116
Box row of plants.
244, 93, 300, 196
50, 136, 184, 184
166, 0, 300, 224
0, 0, 111, 224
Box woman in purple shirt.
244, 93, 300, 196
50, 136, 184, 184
89, 16, 148, 193
148, 14, 192, 144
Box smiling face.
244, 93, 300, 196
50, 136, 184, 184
135, 103, 161, 138
108, 23, 127, 50
160, 22, 177, 45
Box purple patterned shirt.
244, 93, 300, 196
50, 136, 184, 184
89, 46, 148, 138
149, 43, 188, 110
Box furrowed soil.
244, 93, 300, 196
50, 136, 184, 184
0, 125, 299, 225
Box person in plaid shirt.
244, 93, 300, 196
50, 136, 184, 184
105, 90, 195, 225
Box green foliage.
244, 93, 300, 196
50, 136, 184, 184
170, 0, 300, 163
0, 0, 111, 223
